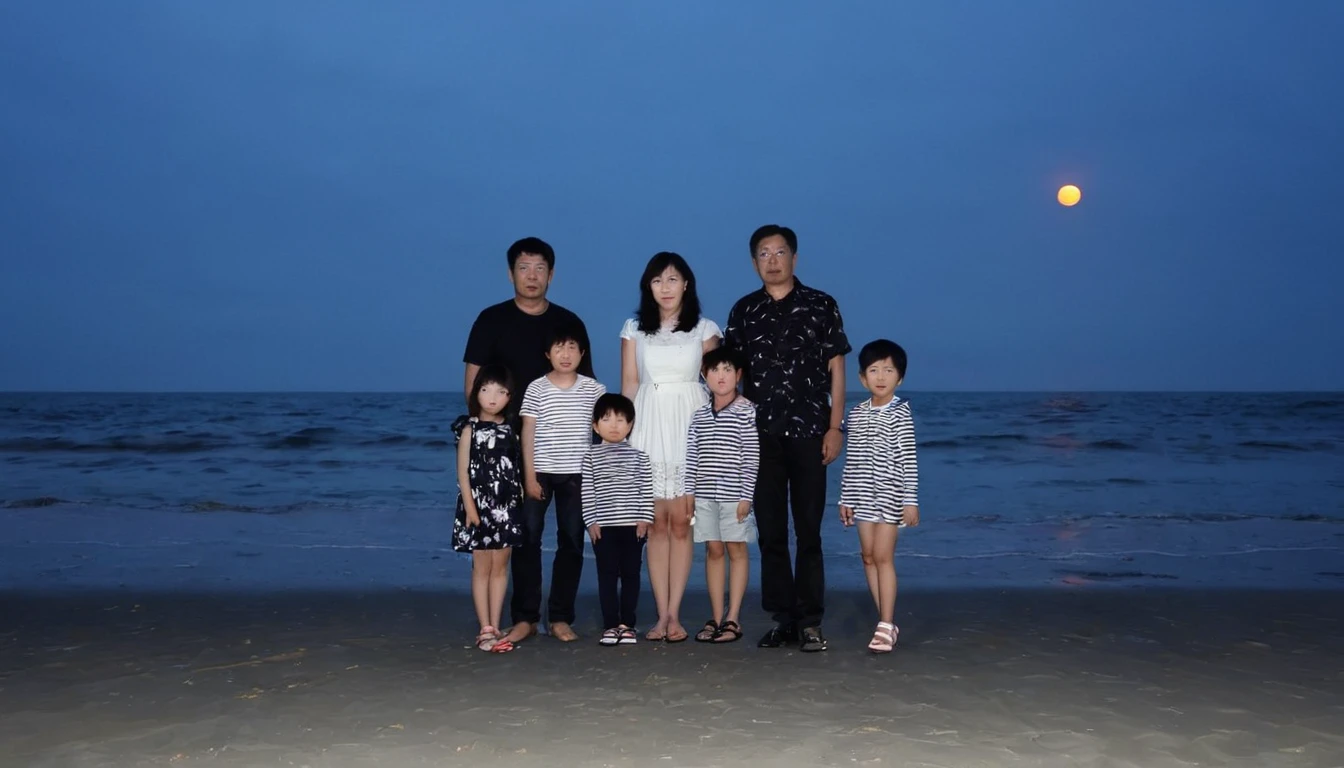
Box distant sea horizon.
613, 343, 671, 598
3, 388, 1341, 395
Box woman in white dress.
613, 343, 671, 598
621, 252, 720, 642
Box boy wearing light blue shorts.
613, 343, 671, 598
684, 347, 759, 644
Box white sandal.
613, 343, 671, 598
868, 622, 897, 653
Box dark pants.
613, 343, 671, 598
755, 433, 828, 629
592, 525, 645, 629
510, 472, 585, 626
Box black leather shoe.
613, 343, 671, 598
757, 623, 799, 648
799, 626, 828, 653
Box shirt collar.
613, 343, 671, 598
753, 277, 808, 305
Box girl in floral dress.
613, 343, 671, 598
453, 364, 525, 652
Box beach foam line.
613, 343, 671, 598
839, 545, 1344, 560
12, 540, 1344, 561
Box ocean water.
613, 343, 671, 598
2, 392, 1342, 590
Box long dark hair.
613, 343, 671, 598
468, 364, 516, 418
635, 251, 702, 334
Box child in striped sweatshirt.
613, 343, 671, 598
838, 339, 920, 654
582, 393, 655, 646
684, 346, 759, 644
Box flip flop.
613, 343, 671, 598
490, 638, 515, 653
645, 627, 667, 641
666, 626, 689, 643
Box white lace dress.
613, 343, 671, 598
621, 317, 722, 499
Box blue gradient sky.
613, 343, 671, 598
2, 2, 1341, 392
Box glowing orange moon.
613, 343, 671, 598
1057, 184, 1082, 206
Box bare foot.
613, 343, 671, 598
548, 621, 579, 642
501, 621, 535, 644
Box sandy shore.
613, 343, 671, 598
2, 587, 1341, 767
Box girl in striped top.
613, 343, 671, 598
838, 339, 921, 654
582, 394, 655, 645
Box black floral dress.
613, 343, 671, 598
451, 415, 525, 552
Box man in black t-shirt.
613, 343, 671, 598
461, 236, 594, 645
463, 237, 594, 398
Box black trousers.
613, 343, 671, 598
754, 433, 828, 628
592, 525, 645, 629
510, 472, 585, 625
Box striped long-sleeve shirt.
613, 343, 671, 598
838, 397, 919, 514
581, 441, 655, 527
682, 397, 760, 502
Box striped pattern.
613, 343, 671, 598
682, 397, 760, 502
838, 398, 919, 524
581, 441, 656, 527
520, 375, 606, 474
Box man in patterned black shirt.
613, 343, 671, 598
723, 224, 850, 652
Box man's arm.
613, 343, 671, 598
462, 309, 492, 405
821, 354, 846, 465
578, 320, 596, 378
463, 363, 481, 405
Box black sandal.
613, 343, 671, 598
713, 620, 742, 643
694, 619, 719, 643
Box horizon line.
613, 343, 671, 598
1, 388, 1340, 396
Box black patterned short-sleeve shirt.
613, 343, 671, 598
723, 278, 851, 438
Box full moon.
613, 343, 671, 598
1057, 184, 1082, 206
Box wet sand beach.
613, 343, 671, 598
3, 587, 1341, 767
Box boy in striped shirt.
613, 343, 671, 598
514, 324, 607, 645
582, 393, 654, 645
684, 347, 759, 644
838, 339, 920, 654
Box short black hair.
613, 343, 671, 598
749, 224, 798, 256
701, 345, 745, 375
507, 237, 555, 270
858, 339, 908, 380
592, 393, 636, 425
545, 322, 588, 356
468, 364, 516, 418
635, 252, 702, 334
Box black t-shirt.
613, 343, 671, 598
463, 300, 595, 393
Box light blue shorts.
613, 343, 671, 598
692, 498, 757, 543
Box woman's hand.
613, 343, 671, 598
465, 506, 482, 528
839, 504, 855, 527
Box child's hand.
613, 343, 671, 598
902, 505, 920, 527
636, 521, 650, 539
839, 505, 855, 527
587, 523, 601, 541
681, 495, 696, 525
735, 500, 751, 523
526, 475, 544, 501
